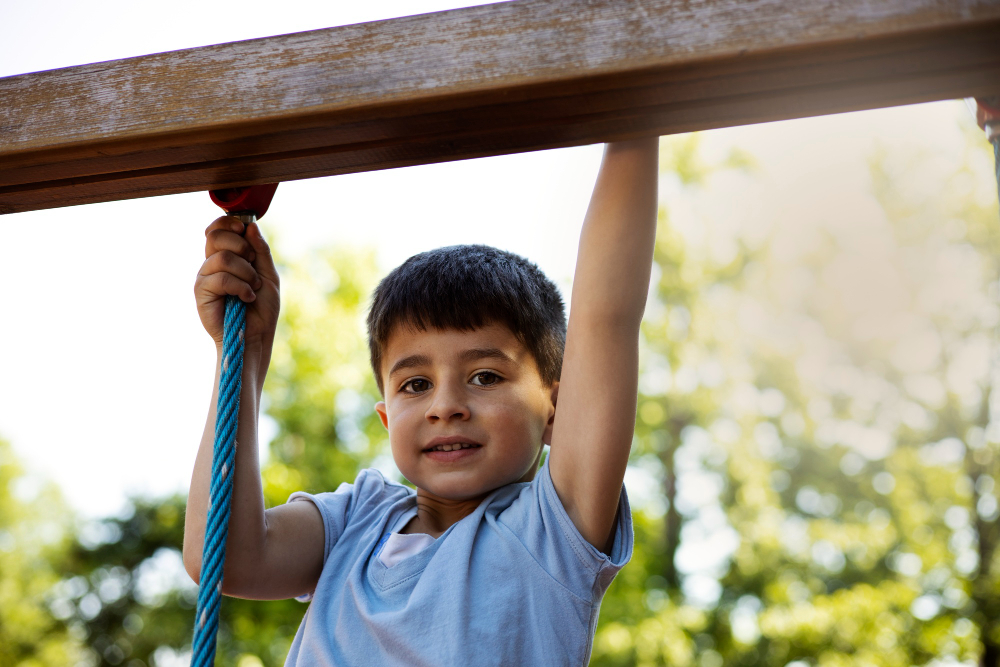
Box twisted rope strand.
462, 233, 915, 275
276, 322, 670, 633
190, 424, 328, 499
192, 293, 247, 666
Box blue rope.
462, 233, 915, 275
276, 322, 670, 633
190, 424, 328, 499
192, 293, 247, 666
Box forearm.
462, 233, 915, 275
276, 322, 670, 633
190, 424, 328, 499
571, 138, 659, 325
183, 340, 271, 587
547, 137, 658, 552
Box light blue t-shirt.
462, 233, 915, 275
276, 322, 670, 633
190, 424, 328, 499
283, 457, 633, 666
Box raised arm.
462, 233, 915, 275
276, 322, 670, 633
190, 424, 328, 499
547, 138, 659, 554
183, 218, 325, 600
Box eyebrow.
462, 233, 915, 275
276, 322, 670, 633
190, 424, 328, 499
387, 347, 516, 379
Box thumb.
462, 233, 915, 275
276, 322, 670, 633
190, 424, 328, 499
245, 223, 279, 283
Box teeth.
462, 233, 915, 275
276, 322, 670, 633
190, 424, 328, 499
431, 443, 477, 452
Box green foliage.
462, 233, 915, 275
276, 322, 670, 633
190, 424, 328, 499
263, 244, 386, 503
0, 438, 82, 667
45, 492, 313, 667
594, 122, 1000, 666
32, 246, 385, 667
52, 495, 196, 666
11, 110, 1000, 666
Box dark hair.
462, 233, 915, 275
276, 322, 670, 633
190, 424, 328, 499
367, 245, 566, 395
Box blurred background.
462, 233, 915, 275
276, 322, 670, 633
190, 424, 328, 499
2, 2, 999, 666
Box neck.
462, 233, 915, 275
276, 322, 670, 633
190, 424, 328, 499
405, 491, 488, 538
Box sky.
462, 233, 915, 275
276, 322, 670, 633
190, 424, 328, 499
0, 1, 990, 519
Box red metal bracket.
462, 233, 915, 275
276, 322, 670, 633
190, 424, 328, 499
209, 183, 279, 218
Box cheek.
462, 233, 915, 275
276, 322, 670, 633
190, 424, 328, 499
385, 401, 420, 438
487, 394, 547, 437
478, 394, 520, 419
512, 384, 552, 417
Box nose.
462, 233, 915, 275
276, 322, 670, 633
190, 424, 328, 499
425, 380, 470, 422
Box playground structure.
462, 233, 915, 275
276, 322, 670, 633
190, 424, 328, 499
1, 0, 999, 215
2, 1, 998, 664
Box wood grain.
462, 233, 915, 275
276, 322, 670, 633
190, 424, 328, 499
2, 0, 999, 214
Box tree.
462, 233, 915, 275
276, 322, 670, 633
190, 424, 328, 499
593, 131, 762, 667
0, 437, 82, 667
42, 105, 1000, 666
46, 245, 385, 667
593, 110, 1000, 666
261, 244, 387, 505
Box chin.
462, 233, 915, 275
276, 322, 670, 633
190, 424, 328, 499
419, 473, 510, 500
433, 480, 500, 500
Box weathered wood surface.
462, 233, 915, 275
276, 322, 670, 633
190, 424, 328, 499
2, 0, 999, 214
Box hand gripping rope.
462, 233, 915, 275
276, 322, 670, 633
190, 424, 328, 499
192, 183, 278, 667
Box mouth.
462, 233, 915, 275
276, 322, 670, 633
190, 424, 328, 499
422, 442, 483, 453
422, 437, 484, 461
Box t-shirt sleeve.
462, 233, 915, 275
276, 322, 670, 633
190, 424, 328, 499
288, 468, 389, 564
499, 456, 633, 602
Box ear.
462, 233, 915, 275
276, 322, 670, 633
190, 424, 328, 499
375, 401, 389, 430
541, 381, 559, 445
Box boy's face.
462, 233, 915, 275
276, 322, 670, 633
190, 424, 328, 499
375, 323, 558, 502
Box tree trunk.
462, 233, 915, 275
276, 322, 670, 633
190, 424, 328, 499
662, 413, 689, 592
970, 389, 999, 667
982, 642, 999, 667
975, 493, 999, 667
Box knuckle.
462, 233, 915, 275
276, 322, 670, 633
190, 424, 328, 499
203, 254, 222, 273
237, 239, 253, 259
205, 230, 226, 253
206, 216, 229, 234
218, 272, 235, 291
207, 273, 226, 292
208, 229, 241, 250
218, 249, 237, 266
221, 274, 238, 293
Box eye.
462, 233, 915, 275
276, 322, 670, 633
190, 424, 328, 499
470, 371, 501, 387
400, 378, 431, 394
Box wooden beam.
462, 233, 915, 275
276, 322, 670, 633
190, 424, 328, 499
2, 0, 999, 215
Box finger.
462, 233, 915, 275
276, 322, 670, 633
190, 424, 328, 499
206, 229, 256, 262
245, 223, 279, 285
200, 251, 262, 289
205, 215, 246, 237
196, 271, 257, 303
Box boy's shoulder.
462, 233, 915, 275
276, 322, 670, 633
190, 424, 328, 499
353, 467, 413, 492
292, 468, 413, 525
340, 467, 415, 506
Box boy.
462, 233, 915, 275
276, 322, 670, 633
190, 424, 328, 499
184, 138, 659, 665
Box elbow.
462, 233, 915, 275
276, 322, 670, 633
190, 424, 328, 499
184, 546, 254, 596
183, 548, 238, 593
183, 543, 202, 585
